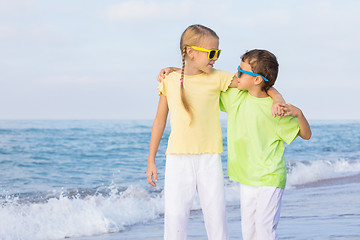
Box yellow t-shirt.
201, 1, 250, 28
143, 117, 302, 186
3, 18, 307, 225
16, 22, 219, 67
157, 69, 233, 154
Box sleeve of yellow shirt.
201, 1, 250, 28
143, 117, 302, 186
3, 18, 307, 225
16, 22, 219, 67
218, 70, 234, 92
157, 78, 167, 96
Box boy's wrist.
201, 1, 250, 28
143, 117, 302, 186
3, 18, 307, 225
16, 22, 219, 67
171, 67, 180, 72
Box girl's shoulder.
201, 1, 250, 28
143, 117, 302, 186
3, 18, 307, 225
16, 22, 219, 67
160, 72, 180, 86
164, 71, 180, 81
212, 69, 233, 78
211, 69, 234, 91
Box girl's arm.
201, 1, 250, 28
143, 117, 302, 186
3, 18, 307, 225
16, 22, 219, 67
226, 78, 286, 118
156, 67, 286, 118
146, 94, 169, 187
279, 103, 312, 140
267, 87, 286, 117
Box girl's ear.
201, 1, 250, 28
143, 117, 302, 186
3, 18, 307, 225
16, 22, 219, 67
186, 47, 195, 60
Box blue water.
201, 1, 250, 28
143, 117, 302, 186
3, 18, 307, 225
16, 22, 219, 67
0, 120, 359, 239
0, 120, 160, 195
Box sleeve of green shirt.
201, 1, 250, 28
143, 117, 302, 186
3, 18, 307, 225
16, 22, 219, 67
220, 88, 242, 113
276, 116, 300, 144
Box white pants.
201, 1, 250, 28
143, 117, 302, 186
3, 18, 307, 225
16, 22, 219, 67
164, 154, 228, 240
240, 184, 284, 240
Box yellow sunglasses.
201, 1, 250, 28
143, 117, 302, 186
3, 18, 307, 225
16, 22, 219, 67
189, 46, 221, 60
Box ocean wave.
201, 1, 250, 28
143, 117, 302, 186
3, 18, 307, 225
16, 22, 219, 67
0, 181, 244, 240
286, 159, 360, 188
1, 158, 359, 240
222, 159, 360, 198
0, 185, 164, 240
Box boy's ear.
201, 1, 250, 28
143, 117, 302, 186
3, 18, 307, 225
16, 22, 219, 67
254, 76, 264, 85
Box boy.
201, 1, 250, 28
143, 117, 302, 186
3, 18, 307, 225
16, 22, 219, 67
220, 49, 311, 240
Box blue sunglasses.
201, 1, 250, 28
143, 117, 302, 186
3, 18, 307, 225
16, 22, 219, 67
237, 66, 269, 82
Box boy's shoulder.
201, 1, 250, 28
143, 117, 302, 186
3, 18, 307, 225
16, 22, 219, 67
220, 89, 248, 112
221, 88, 248, 98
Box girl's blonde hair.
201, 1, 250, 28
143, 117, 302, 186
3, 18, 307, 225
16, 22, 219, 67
179, 24, 219, 123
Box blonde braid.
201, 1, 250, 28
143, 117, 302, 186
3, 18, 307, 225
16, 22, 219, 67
178, 24, 218, 124
180, 46, 192, 124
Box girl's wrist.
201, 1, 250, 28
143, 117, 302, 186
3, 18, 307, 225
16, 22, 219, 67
148, 156, 156, 163
295, 109, 303, 118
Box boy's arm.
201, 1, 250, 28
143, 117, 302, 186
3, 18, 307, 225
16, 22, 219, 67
157, 67, 180, 82
267, 87, 286, 117
158, 68, 239, 90
279, 103, 312, 140
146, 95, 169, 187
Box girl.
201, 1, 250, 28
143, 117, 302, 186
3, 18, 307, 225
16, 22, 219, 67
146, 24, 283, 240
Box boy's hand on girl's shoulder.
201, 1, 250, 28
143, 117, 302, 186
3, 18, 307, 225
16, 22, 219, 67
278, 103, 302, 118
157, 67, 175, 82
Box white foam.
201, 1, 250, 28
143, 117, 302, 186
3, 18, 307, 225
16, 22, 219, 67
286, 159, 360, 188
0, 185, 164, 240
222, 159, 360, 197
0, 182, 242, 240
224, 179, 240, 203
1, 159, 359, 239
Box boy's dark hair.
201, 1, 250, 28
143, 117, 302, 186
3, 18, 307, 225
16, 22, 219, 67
241, 49, 279, 92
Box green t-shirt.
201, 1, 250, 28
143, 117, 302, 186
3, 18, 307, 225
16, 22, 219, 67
220, 89, 300, 188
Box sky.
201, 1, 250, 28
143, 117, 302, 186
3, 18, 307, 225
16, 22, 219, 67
1, 0, 359, 120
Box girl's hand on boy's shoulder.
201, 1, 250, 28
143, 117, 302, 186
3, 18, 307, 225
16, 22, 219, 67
279, 103, 302, 118
272, 102, 286, 118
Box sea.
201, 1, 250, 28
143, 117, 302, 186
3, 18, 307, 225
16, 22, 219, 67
0, 119, 359, 240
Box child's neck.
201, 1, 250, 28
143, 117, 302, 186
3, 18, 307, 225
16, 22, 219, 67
248, 88, 269, 98
183, 64, 203, 75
